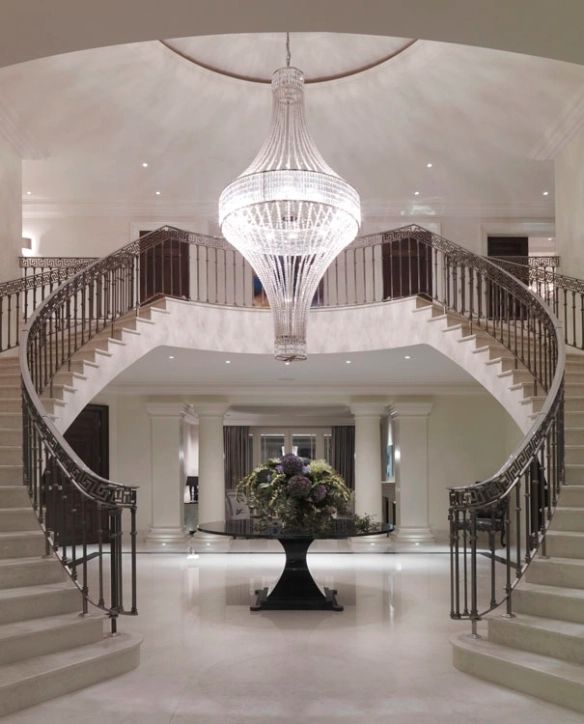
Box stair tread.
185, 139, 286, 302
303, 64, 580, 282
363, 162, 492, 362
0, 556, 56, 569
0, 612, 103, 643
0, 632, 141, 688
492, 612, 584, 639
454, 632, 584, 683
531, 555, 584, 567
519, 581, 584, 600
0, 582, 75, 601
0, 530, 43, 539
546, 530, 584, 540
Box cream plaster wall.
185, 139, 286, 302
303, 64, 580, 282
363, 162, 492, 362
555, 127, 584, 279
93, 390, 518, 540
0, 134, 22, 281
427, 394, 522, 539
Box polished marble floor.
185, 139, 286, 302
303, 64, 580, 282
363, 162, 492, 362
4, 551, 582, 724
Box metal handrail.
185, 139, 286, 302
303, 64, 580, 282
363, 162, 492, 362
13, 223, 564, 636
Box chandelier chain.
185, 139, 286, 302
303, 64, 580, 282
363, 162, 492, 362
286, 32, 291, 67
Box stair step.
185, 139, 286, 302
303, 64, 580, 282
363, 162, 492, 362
0, 557, 65, 590
0, 583, 81, 625
547, 531, 584, 559
515, 582, 584, 623
561, 484, 584, 502
0, 507, 37, 532
566, 428, 584, 445
552, 507, 584, 532
0, 631, 141, 718
0, 413, 22, 431
0, 613, 104, 667
0, 530, 45, 559
452, 632, 584, 714
0, 446, 22, 466
566, 412, 584, 428
0, 400, 21, 413
0, 486, 29, 508
526, 556, 584, 589
0, 465, 23, 486
567, 397, 584, 412
489, 613, 584, 665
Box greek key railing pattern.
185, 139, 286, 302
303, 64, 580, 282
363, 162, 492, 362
12, 224, 564, 635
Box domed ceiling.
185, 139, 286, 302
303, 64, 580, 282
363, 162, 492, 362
0, 32, 582, 230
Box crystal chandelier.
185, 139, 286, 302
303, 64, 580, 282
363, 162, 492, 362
219, 34, 361, 361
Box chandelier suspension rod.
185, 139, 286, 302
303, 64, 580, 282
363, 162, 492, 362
286, 32, 291, 67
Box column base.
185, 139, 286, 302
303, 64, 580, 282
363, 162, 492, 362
395, 527, 435, 544
192, 530, 232, 553
350, 533, 393, 553
145, 527, 188, 550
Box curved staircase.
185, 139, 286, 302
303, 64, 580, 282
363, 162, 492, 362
0, 224, 575, 716
0, 351, 141, 718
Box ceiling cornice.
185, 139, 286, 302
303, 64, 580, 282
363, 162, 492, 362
0, 99, 47, 160
23, 198, 555, 222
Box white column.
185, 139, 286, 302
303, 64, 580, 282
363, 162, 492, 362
0, 134, 22, 282
145, 403, 187, 546
193, 399, 230, 552
556, 127, 584, 279
392, 400, 434, 543
351, 400, 387, 521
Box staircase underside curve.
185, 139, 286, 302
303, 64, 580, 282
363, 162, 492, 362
48, 296, 537, 436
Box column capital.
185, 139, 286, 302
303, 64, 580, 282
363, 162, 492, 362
390, 399, 433, 418
146, 401, 187, 418
350, 397, 389, 417
190, 397, 230, 418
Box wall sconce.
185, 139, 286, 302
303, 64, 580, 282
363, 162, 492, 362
21, 237, 33, 256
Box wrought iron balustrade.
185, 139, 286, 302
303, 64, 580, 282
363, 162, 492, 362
11, 224, 565, 637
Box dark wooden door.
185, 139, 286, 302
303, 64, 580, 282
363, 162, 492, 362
139, 231, 189, 302
487, 236, 529, 317
58, 404, 110, 544
382, 234, 432, 300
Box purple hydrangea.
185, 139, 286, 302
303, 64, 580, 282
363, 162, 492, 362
312, 484, 328, 503
275, 464, 284, 474
287, 475, 311, 498
280, 454, 305, 476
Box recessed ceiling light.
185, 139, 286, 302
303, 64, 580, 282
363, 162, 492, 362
547, 237, 553, 241
155, 190, 161, 196
345, 360, 352, 364
542, 191, 549, 196
26, 190, 32, 195
404, 355, 411, 359
168, 355, 175, 360
414, 191, 420, 196
285, 361, 291, 366
142, 162, 149, 168
426, 162, 433, 168
225, 360, 231, 364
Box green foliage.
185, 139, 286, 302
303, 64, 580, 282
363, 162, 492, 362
236, 455, 352, 528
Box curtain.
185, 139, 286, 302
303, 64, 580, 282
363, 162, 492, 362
331, 426, 355, 490
224, 426, 252, 490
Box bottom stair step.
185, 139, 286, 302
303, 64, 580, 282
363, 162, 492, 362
0, 631, 142, 717
452, 632, 584, 714
0, 612, 105, 666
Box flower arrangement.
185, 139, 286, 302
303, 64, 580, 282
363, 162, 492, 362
237, 454, 352, 529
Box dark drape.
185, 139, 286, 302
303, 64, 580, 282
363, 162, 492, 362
224, 426, 253, 490
331, 426, 355, 490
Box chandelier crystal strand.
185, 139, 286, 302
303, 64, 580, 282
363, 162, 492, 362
219, 61, 361, 361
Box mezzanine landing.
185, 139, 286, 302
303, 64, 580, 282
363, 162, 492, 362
1, 552, 579, 724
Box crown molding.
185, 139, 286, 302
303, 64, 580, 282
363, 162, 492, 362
530, 85, 584, 160
22, 197, 555, 226
0, 100, 46, 159
103, 383, 486, 399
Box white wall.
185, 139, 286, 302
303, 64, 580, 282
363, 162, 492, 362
94, 390, 519, 541
427, 394, 522, 538
0, 134, 21, 280
555, 126, 584, 278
